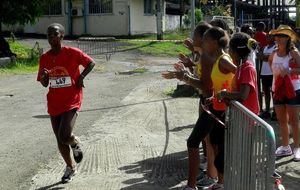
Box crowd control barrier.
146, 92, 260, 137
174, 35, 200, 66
77, 37, 116, 61
224, 101, 283, 190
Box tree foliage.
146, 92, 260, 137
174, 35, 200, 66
183, 8, 203, 28
0, 0, 53, 31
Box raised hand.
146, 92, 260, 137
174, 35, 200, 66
178, 53, 193, 67
183, 38, 194, 52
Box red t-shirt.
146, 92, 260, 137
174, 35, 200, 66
254, 32, 267, 49
231, 61, 259, 115
37, 46, 93, 116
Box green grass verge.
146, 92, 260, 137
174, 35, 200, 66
117, 29, 191, 57
131, 30, 191, 41
118, 41, 190, 57
0, 41, 39, 75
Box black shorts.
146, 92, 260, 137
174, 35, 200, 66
273, 89, 300, 106
187, 104, 225, 148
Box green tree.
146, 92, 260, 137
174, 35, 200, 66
0, 0, 53, 32
183, 8, 203, 28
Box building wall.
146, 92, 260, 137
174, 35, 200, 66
2, 0, 180, 36
129, 0, 156, 34
165, 14, 180, 31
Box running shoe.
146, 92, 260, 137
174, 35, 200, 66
71, 143, 83, 163
275, 145, 293, 157
197, 169, 206, 181
197, 175, 217, 188
181, 185, 198, 190
293, 147, 300, 161
208, 183, 224, 190
61, 166, 76, 183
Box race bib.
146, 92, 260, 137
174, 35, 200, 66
49, 76, 72, 88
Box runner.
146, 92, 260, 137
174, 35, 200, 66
37, 23, 95, 183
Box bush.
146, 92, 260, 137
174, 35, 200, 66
183, 8, 203, 28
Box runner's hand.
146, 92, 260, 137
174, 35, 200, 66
39, 68, 49, 87
40, 68, 49, 79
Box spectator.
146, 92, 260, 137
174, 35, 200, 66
269, 25, 300, 161
257, 33, 276, 119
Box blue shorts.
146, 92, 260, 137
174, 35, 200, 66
273, 89, 300, 106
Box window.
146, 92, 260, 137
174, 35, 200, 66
89, 0, 113, 14
144, 0, 153, 15
43, 0, 62, 16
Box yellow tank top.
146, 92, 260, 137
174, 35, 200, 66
211, 53, 234, 111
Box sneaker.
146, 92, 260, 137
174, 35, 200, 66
197, 175, 217, 188
181, 185, 198, 190
294, 148, 300, 161
271, 111, 277, 121
259, 111, 271, 119
61, 166, 76, 183
197, 169, 206, 181
71, 138, 83, 163
200, 156, 207, 170
209, 183, 224, 190
275, 145, 293, 157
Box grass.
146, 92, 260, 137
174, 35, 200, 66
118, 29, 191, 57
119, 41, 190, 57
129, 29, 191, 41
164, 86, 176, 96
0, 40, 39, 75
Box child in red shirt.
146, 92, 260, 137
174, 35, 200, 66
217, 32, 260, 115
37, 23, 95, 183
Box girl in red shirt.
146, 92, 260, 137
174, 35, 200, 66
217, 32, 260, 115
37, 23, 95, 183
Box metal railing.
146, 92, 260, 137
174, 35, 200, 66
224, 101, 277, 190
77, 37, 116, 61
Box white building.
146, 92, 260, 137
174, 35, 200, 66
3, 0, 181, 36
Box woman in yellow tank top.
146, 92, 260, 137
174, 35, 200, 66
200, 27, 236, 189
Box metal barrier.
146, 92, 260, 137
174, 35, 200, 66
77, 37, 116, 61
224, 101, 277, 190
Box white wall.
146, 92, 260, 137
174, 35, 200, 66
2, 0, 179, 36
165, 14, 180, 31
129, 0, 156, 34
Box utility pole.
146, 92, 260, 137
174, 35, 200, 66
297, 0, 300, 28
190, 0, 195, 38
156, 0, 164, 40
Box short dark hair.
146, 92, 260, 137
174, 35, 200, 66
240, 24, 254, 35
210, 18, 231, 34
47, 23, 65, 36
257, 22, 266, 29
204, 27, 229, 49
194, 21, 212, 38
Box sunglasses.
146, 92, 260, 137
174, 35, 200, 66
274, 34, 289, 38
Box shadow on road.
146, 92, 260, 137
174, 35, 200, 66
35, 181, 64, 190
118, 150, 188, 190
32, 114, 49, 119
